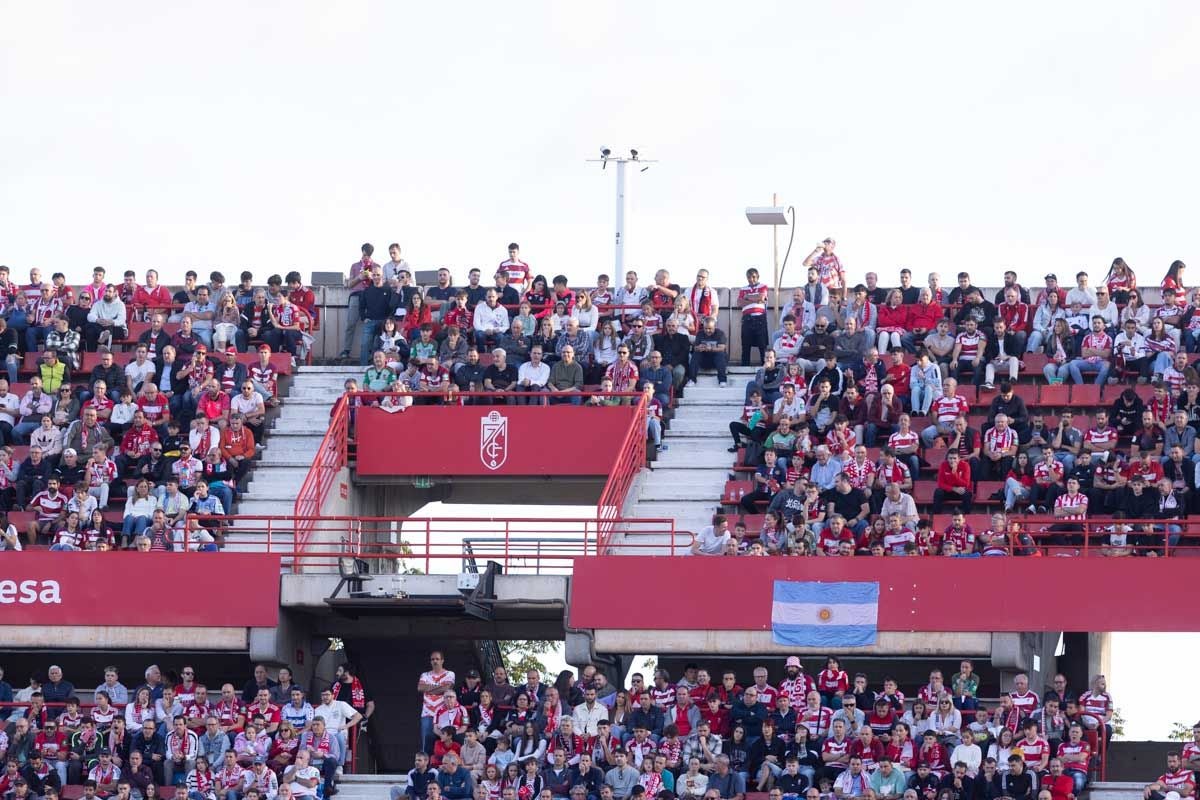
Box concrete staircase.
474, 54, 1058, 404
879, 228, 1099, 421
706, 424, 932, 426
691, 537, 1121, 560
614, 367, 753, 554
1087, 783, 1142, 800
225, 365, 363, 552
337, 773, 405, 800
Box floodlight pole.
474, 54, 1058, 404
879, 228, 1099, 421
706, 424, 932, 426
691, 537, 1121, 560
588, 153, 657, 276
772, 192, 780, 316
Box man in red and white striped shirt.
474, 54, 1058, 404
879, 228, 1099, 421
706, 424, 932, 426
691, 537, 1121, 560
498, 243, 530, 290
738, 268, 769, 367
1054, 479, 1088, 519
27, 476, 66, 545
951, 318, 986, 388
1067, 316, 1113, 385
921, 378, 970, 447
982, 414, 1018, 480
1146, 753, 1196, 799
1082, 410, 1119, 462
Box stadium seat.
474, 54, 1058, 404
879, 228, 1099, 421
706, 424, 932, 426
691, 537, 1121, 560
1012, 384, 1038, 405
1072, 384, 1102, 406
1039, 384, 1070, 407
722, 480, 753, 505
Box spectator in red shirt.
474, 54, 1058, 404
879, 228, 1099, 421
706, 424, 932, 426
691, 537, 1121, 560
1040, 759, 1075, 800
933, 450, 973, 514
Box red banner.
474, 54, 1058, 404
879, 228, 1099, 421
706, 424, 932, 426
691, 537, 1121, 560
0, 553, 280, 627
356, 405, 640, 476
570, 557, 1200, 632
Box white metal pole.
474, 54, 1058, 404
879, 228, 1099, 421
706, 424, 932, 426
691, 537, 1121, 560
614, 159, 627, 276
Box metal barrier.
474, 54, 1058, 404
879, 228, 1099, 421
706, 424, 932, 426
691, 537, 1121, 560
196, 514, 686, 573
596, 394, 651, 552
1, 699, 366, 774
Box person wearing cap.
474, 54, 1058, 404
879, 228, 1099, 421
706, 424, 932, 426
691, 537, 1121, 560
1034, 274, 1067, 310
88, 749, 121, 797
248, 344, 279, 406
803, 238, 844, 293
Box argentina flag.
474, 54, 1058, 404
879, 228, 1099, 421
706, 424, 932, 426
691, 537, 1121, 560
771, 580, 879, 647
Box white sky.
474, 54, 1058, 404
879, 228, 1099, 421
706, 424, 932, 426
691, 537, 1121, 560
4, 2, 1200, 291
6, 1, 1199, 740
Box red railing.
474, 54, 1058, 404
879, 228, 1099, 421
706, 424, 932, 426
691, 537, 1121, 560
291, 390, 653, 559
596, 393, 650, 553
980, 517, 1197, 558
209, 514, 685, 571
293, 395, 350, 552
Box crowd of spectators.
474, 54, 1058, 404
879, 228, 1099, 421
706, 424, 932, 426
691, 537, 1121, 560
406, 652, 1116, 800
338, 243, 766, 417
704, 253, 1200, 556
0, 661, 374, 800
0, 265, 318, 551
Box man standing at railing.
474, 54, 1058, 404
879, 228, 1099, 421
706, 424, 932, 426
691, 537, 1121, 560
418, 654, 455, 756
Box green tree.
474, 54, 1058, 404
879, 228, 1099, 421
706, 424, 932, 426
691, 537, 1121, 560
499, 640, 557, 678
1169, 721, 1193, 742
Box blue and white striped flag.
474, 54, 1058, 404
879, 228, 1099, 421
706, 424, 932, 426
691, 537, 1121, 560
771, 580, 879, 647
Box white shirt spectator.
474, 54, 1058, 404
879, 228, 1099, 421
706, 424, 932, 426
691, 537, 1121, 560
473, 303, 509, 336
89, 298, 128, 326
315, 699, 357, 732
692, 525, 730, 556
517, 361, 550, 388
572, 701, 609, 738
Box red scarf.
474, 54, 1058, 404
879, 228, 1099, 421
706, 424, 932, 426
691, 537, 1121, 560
689, 285, 714, 318
307, 730, 331, 756
171, 731, 192, 758
95, 764, 115, 784
220, 766, 244, 790
194, 769, 213, 794
334, 678, 365, 708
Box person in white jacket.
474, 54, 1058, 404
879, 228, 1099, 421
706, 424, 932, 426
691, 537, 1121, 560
86, 284, 129, 350
473, 290, 509, 349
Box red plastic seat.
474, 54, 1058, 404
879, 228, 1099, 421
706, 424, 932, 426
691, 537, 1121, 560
1039, 384, 1070, 407
1071, 384, 1102, 406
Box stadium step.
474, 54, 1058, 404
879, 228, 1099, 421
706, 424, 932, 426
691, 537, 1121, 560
619, 370, 747, 552
1087, 783, 1143, 800
228, 366, 361, 550
335, 774, 406, 800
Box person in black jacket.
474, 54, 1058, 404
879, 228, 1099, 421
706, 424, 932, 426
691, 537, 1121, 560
627, 696, 665, 739
131, 719, 166, 785
137, 313, 173, 360
748, 721, 788, 791
985, 380, 1030, 441
908, 762, 940, 800
652, 320, 692, 397
937, 763, 975, 800
14, 447, 52, 508
87, 348, 126, 403
21, 751, 63, 797
997, 756, 1034, 800
953, 289, 997, 337
0, 317, 19, 384
358, 270, 397, 367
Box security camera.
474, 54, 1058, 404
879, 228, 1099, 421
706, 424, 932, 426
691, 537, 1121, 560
600, 148, 611, 158
630, 149, 639, 159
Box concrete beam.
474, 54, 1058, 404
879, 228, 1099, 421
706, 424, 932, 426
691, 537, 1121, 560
591, 630, 992, 655
281, 573, 569, 609
0, 626, 248, 650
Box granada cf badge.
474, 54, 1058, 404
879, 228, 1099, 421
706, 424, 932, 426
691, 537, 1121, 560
480, 411, 508, 471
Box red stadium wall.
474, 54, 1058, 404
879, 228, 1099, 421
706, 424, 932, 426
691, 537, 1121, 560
355, 405, 640, 476
0, 553, 280, 627
570, 557, 1195, 632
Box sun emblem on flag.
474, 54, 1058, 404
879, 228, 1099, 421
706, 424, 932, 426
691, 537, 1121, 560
818, 607, 833, 623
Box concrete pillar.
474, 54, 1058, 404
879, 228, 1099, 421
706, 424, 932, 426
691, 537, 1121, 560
1087, 632, 1112, 684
